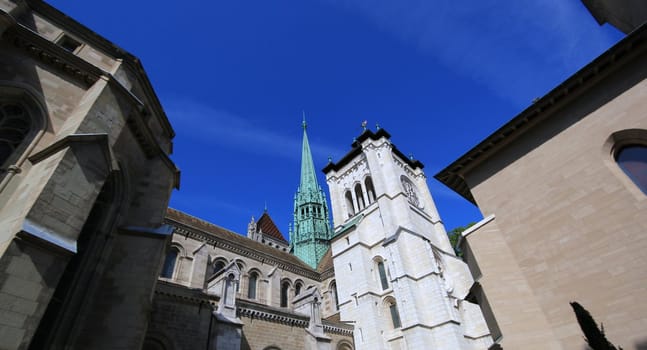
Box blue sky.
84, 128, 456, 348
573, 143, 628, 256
49, 0, 622, 236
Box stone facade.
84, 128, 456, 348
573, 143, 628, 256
0, 1, 178, 349
323, 129, 492, 350
435, 20, 647, 350
148, 208, 355, 350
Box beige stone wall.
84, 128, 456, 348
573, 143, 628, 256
0, 3, 177, 349
240, 316, 306, 350
146, 290, 212, 350
464, 48, 647, 348
166, 229, 341, 318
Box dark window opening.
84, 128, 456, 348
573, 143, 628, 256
247, 273, 258, 299
280, 281, 290, 307
57, 34, 81, 52
160, 248, 178, 278
389, 301, 401, 328
378, 261, 389, 290
0, 103, 32, 170
213, 261, 226, 275
331, 282, 339, 310
617, 145, 647, 194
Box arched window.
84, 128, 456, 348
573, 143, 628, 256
0, 102, 32, 170
354, 184, 365, 211
294, 282, 303, 296
377, 261, 389, 290
330, 281, 339, 311
616, 145, 647, 194
160, 247, 178, 278
365, 177, 376, 204
213, 260, 226, 275
280, 281, 290, 307
345, 191, 355, 217
385, 298, 402, 329
247, 272, 258, 299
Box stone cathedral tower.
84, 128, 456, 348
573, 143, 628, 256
323, 127, 493, 349
290, 119, 333, 268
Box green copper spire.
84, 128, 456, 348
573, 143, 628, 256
300, 116, 318, 193
290, 117, 333, 269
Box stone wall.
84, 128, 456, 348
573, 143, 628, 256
463, 33, 647, 349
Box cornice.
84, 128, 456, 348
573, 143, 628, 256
23, 0, 175, 138
168, 219, 322, 281
4, 27, 100, 86
3, 21, 180, 189
237, 300, 353, 336
435, 22, 647, 204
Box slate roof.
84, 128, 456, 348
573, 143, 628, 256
256, 212, 288, 243
166, 208, 314, 274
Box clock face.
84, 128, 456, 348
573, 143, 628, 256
401, 176, 423, 209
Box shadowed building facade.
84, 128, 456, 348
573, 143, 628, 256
0, 1, 179, 349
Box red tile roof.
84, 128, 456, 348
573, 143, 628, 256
256, 212, 288, 243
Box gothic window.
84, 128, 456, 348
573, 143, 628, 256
160, 247, 178, 278
365, 176, 376, 204
0, 102, 33, 174
345, 191, 355, 217
400, 176, 420, 208
385, 298, 402, 329
330, 281, 339, 311
280, 281, 290, 307
616, 145, 647, 194
354, 184, 365, 211
377, 260, 389, 290
247, 272, 258, 299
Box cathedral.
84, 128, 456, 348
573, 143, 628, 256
0, 1, 646, 350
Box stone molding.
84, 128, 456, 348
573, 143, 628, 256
169, 220, 322, 281
237, 300, 353, 336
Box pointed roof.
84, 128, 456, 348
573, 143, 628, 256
256, 212, 288, 243
300, 119, 319, 193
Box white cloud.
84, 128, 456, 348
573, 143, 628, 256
321, 0, 619, 106
163, 97, 344, 160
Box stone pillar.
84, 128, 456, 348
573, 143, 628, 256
208, 262, 243, 350
293, 287, 331, 350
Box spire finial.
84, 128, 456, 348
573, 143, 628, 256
361, 120, 368, 131
264, 201, 268, 212
376, 123, 380, 130
302, 111, 307, 130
